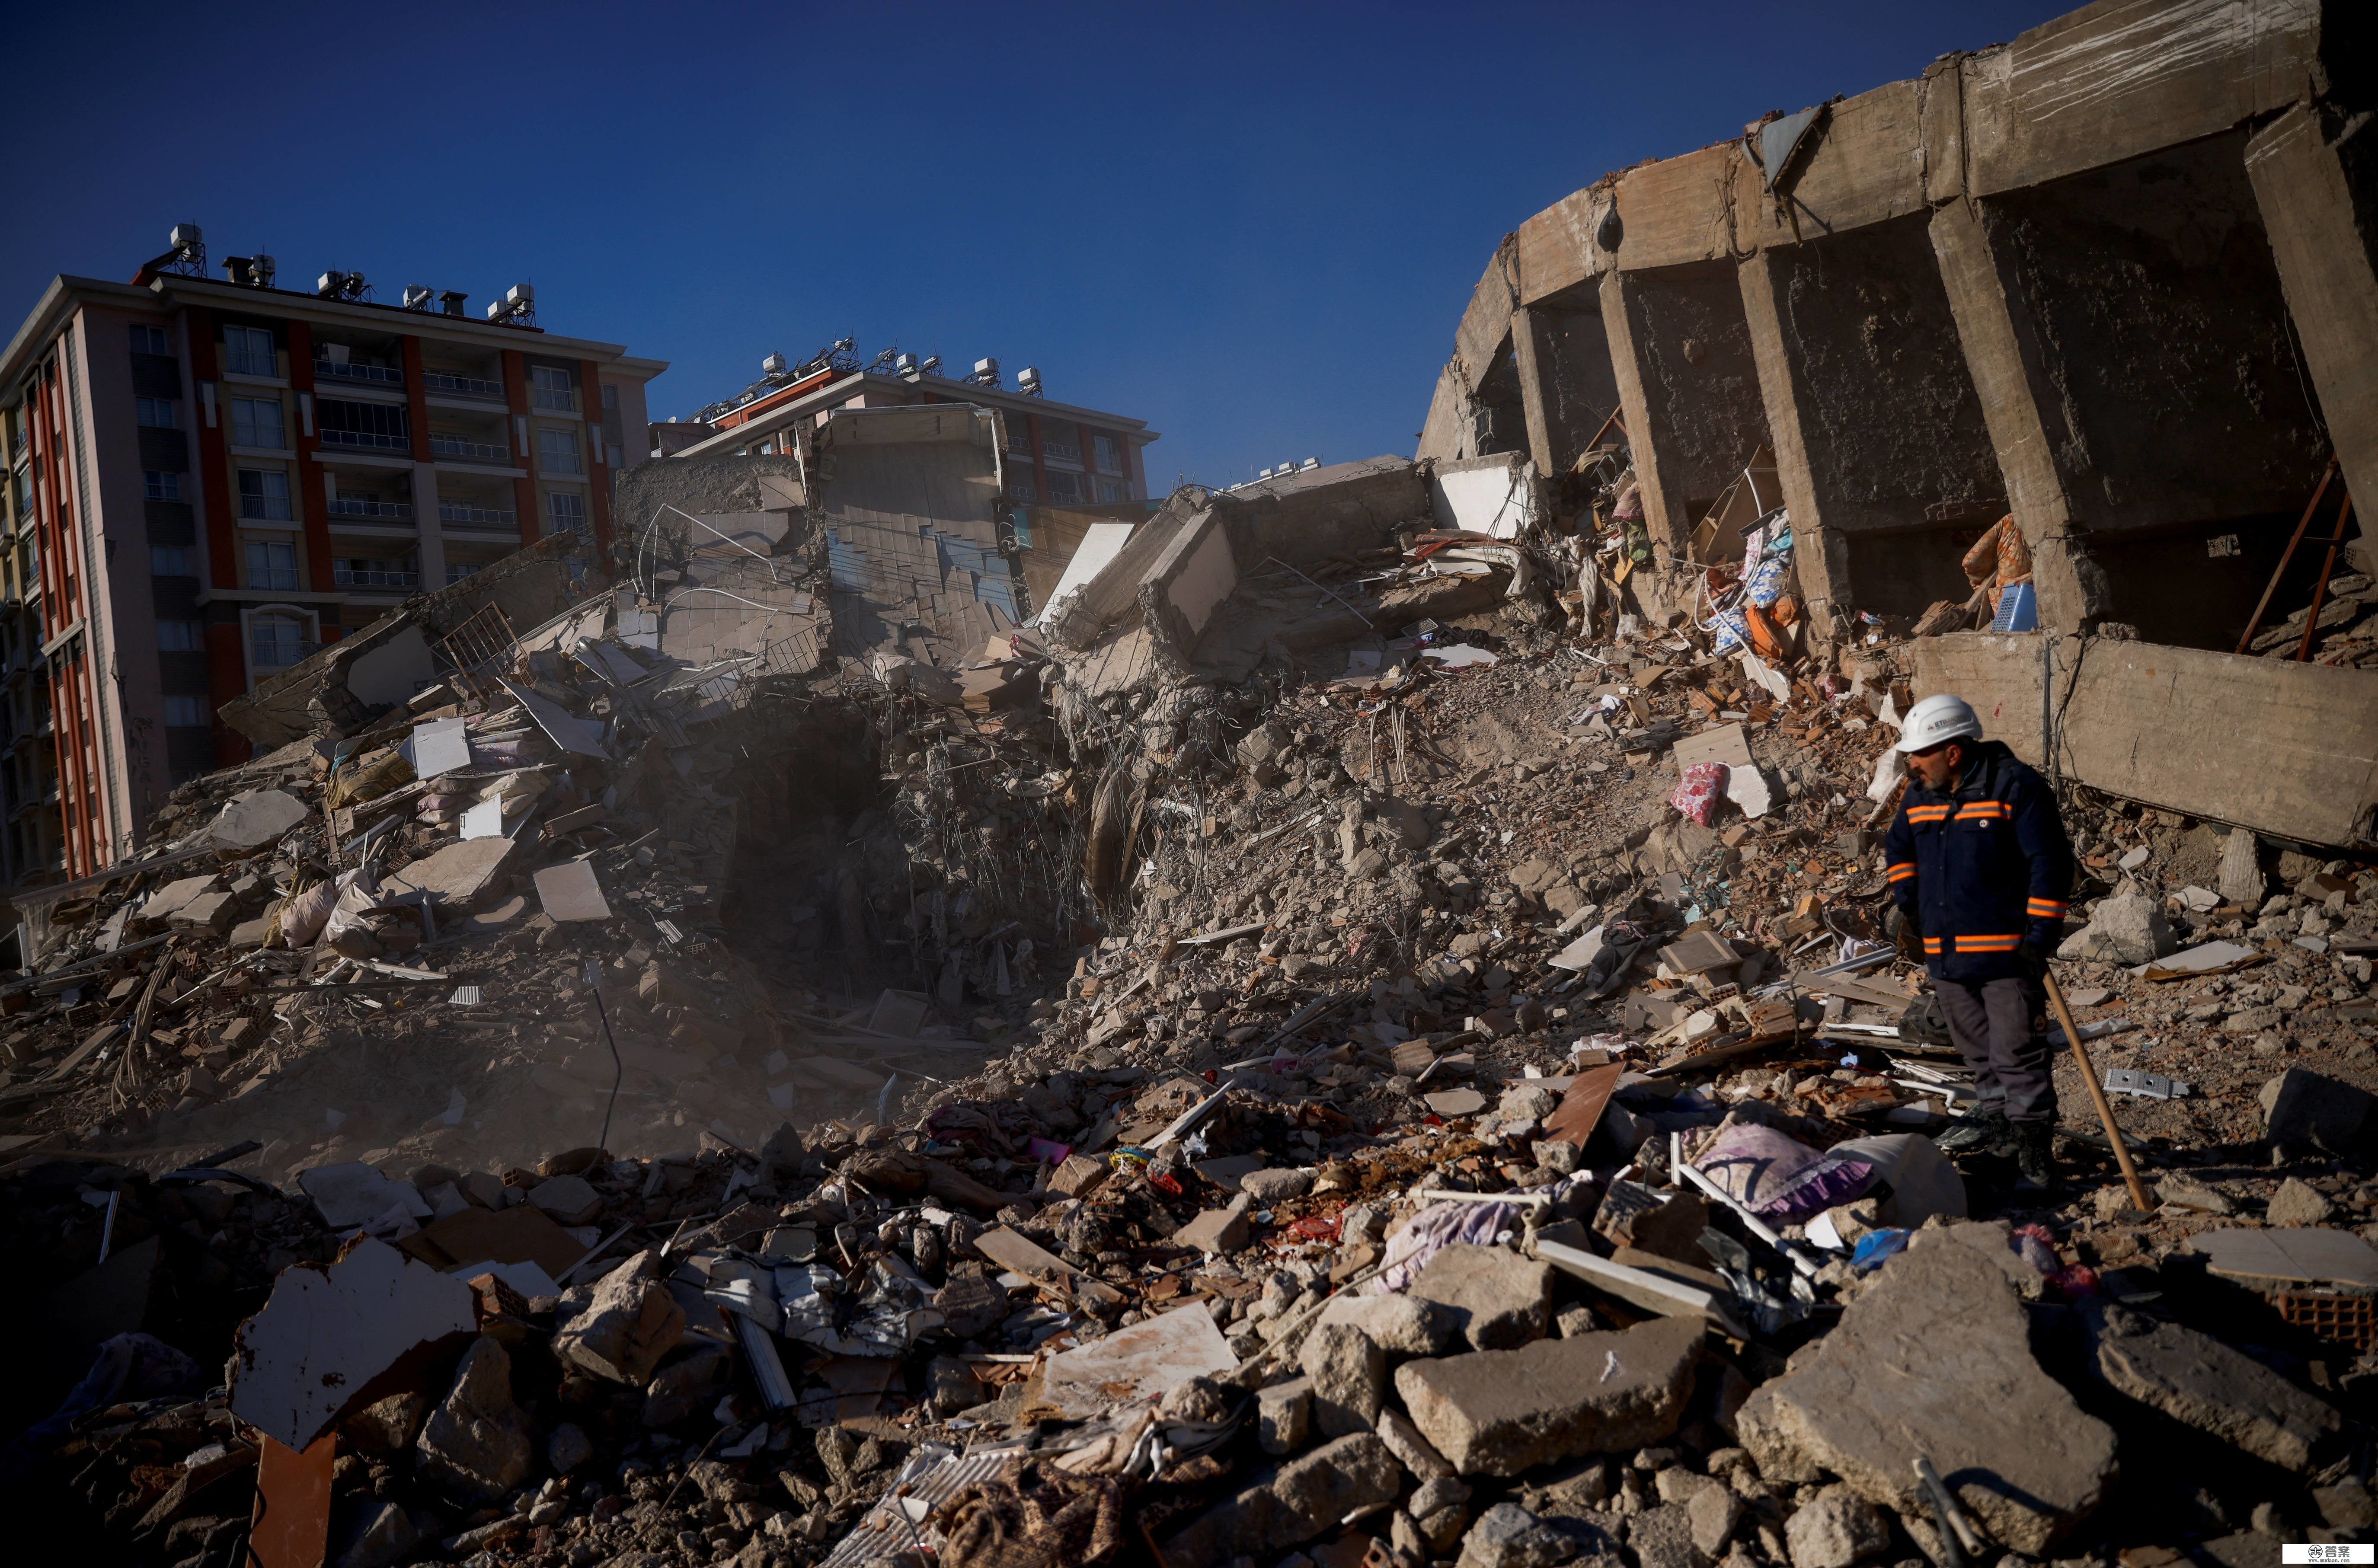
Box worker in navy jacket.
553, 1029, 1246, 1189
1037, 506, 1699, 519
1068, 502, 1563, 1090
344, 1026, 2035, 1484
1883, 693, 2073, 1191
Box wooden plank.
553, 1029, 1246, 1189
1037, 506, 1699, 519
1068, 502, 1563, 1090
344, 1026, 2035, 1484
1796, 971, 1917, 1012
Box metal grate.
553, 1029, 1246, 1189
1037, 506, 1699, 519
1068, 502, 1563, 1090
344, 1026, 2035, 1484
433, 602, 519, 677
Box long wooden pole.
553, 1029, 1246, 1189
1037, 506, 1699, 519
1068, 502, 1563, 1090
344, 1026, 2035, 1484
2042, 966, 2153, 1210
2235, 454, 2336, 655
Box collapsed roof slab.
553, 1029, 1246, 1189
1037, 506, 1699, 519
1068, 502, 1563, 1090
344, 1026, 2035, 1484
1908, 631, 2378, 849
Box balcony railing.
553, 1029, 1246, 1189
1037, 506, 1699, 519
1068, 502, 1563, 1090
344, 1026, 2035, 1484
424, 371, 504, 398
320, 427, 409, 452
438, 503, 516, 529
533, 390, 579, 413
1039, 439, 1081, 463
430, 436, 508, 464
316, 360, 402, 385
329, 498, 413, 521
333, 568, 420, 589
239, 500, 294, 521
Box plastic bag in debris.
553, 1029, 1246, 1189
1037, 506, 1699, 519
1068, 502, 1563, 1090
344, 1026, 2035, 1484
1864, 747, 1906, 805
1851, 1228, 1910, 1273
1823, 1134, 1966, 1228
281, 868, 365, 946
1696, 1225, 1813, 1336
1671, 762, 1727, 827
320, 869, 384, 946
770, 1258, 940, 1357
1686, 1115, 1879, 1221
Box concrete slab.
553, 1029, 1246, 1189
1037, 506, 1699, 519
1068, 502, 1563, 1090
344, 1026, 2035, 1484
384, 837, 519, 912
1037, 1303, 1235, 1420
533, 861, 613, 923
210, 789, 310, 849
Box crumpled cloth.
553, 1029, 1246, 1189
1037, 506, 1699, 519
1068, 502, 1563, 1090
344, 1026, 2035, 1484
1671, 763, 1727, 826
929, 1458, 1124, 1568
1371, 1201, 1515, 1294
1961, 515, 2032, 610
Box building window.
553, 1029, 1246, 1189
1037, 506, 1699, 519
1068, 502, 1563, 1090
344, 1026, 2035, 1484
249, 611, 305, 668
157, 620, 204, 651
1093, 433, 1123, 473
1004, 421, 1032, 457
230, 396, 283, 449
316, 398, 409, 450
1096, 475, 1128, 504
163, 695, 208, 727
144, 470, 183, 501
150, 546, 193, 576
445, 562, 483, 586
537, 428, 582, 474
532, 365, 576, 412
246, 540, 299, 591
1006, 472, 1037, 503
130, 325, 170, 357
1044, 469, 1082, 505
333, 556, 419, 588
547, 492, 587, 535
136, 397, 177, 428
238, 469, 292, 521
223, 326, 277, 378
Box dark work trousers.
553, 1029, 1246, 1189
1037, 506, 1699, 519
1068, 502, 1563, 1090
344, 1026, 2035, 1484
1934, 975, 2056, 1125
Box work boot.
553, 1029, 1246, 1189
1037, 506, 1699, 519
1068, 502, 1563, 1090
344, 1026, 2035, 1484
2010, 1121, 2061, 1196
1935, 1106, 2010, 1155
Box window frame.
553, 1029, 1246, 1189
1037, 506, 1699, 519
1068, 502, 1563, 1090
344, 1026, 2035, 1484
149, 545, 192, 577
248, 610, 306, 670
156, 620, 205, 651
222, 325, 277, 378
144, 470, 182, 501
230, 395, 283, 449
237, 468, 293, 521
129, 325, 170, 357
162, 694, 208, 728
537, 427, 583, 474
135, 396, 178, 429
245, 539, 299, 592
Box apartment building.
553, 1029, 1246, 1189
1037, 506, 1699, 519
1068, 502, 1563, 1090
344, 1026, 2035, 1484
0, 229, 667, 888
660, 351, 1155, 511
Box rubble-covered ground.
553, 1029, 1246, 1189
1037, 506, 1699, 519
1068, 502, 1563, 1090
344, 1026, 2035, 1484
2, 463, 2375, 1568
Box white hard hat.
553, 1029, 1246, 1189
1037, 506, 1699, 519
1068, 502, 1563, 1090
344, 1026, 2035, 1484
1895, 693, 1983, 753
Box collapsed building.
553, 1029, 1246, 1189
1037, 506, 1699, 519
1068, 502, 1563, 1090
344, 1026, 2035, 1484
3, 4, 2378, 1568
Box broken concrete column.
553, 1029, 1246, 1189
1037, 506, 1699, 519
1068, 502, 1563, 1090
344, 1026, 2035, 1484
2247, 103, 2378, 577
1927, 199, 2110, 631
1599, 268, 1689, 562
1509, 304, 1560, 481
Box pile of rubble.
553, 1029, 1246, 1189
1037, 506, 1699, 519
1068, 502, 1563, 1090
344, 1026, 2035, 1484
2, 452, 2375, 1568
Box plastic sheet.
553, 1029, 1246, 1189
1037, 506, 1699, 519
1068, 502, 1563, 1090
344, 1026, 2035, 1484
1671, 762, 1727, 826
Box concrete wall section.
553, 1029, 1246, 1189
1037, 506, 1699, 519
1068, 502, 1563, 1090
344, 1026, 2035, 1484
1739, 214, 2005, 620
1908, 630, 2378, 848
1416, 361, 1473, 463
1976, 133, 2327, 535
1215, 456, 1431, 569
1515, 187, 1613, 305
1735, 78, 1932, 249
1601, 262, 1772, 556
1138, 508, 1238, 661
1518, 294, 1622, 478
1612, 144, 1738, 272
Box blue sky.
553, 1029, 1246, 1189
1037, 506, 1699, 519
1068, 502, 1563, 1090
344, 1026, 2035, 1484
4, 1, 2058, 489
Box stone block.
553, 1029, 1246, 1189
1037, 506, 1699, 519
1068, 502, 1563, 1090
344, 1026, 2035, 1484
1175, 1194, 1252, 1255
527, 1173, 602, 1226
1314, 1290, 1464, 1357
1258, 1376, 1313, 1455
553, 1251, 684, 1386
2087, 1302, 2341, 1471
1457, 1504, 1578, 1568
1301, 1319, 1388, 1437
1734, 1239, 2113, 1555
1394, 1316, 1704, 1476
1378, 1408, 1455, 1479
1241, 1167, 1317, 1204
2260, 1067, 2376, 1156
414, 1337, 534, 1504
1410, 1242, 1555, 1350
642, 1341, 734, 1427
1783, 1486, 1889, 1568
